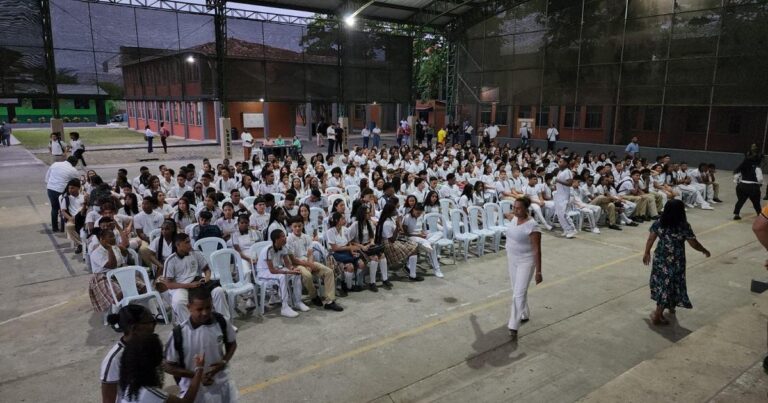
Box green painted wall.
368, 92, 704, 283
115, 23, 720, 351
0, 99, 98, 123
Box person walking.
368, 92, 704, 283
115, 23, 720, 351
69, 132, 86, 167
519, 123, 530, 149
144, 125, 155, 154
502, 197, 542, 341
733, 153, 763, 220
241, 129, 253, 161
159, 121, 170, 153
546, 124, 559, 151
0, 121, 10, 147
45, 156, 80, 232
554, 158, 577, 238
642, 199, 710, 325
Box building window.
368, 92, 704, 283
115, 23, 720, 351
31, 99, 51, 109
495, 106, 508, 126
518, 105, 532, 119
563, 106, 579, 128
196, 102, 203, 127
537, 107, 550, 127
584, 106, 602, 129
354, 104, 366, 119
480, 106, 492, 124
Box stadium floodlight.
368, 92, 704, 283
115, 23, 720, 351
344, 0, 375, 28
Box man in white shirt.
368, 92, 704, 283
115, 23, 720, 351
45, 156, 80, 232
361, 126, 371, 149
326, 123, 337, 157
554, 158, 576, 238
135, 196, 165, 265
439, 174, 461, 202
546, 124, 559, 151
485, 123, 499, 148
286, 218, 342, 311
372, 125, 381, 148
519, 123, 531, 148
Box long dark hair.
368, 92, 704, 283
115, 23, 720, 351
105, 304, 152, 335
460, 183, 474, 199
375, 201, 398, 243
119, 333, 164, 401
659, 199, 687, 229
355, 205, 374, 243
122, 193, 139, 216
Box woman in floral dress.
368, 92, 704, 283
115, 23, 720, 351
642, 199, 710, 325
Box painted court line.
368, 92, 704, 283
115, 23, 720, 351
0, 249, 58, 260
238, 218, 744, 396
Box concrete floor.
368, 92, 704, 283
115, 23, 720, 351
0, 144, 766, 402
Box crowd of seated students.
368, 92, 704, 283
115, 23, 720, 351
72, 139, 725, 327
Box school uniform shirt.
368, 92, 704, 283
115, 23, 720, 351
164, 251, 208, 284
259, 182, 281, 195
159, 178, 174, 194
327, 176, 343, 189
70, 139, 84, 152
439, 183, 460, 201
347, 220, 375, 244
381, 217, 397, 240
494, 179, 514, 195
554, 169, 573, 202
154, 204, 173, 218
90, 244, 126, 274
133, 211, 164, 235
215, 217, 238, 237
100, 339, 124, 386
50, 139, 65, 156
164, 316, 237, 394
232, 229, 258, 254
325, 226, 350, 248
401, 214, 424, 236
167, 185, 192, 199
287, 232, 313, 259
239, 183, 258, 197
521, 184, 542, 202
45, 160, 80, 193
249, 212, 269, 232
174, 209, 196, 231
59, 193, 84, 216
216, 178, 238, 193
256, 245, 289, 276
196, 207, 222, 221
149, 236, 174, 263
119, 386, 168, 403
616, 178, 636, 196
510, 176, 526, 192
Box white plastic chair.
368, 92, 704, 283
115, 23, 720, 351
499, 200, 513, 225
345, 185, 360, 199
272, 193, 285, 203
126, 248, 142, 266
107, 266, 169, 325
449, 209, 480, 260
467, 206, 497, 254
243, 196, 257, 208
194, 237, 227, 277
248, 241, 278, 314
325, 186, 342, 195
424, 212, 455, 265
210, 249, 256, 319
483, 203, 507, 246
439, 198, 457, 237
327, 194, 346, 212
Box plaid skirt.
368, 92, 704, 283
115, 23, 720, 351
88, 272, 147, 312
383, 239, 418, 263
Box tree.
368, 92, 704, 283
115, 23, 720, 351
414, 35, 447, 101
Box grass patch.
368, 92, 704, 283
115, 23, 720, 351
13, 127, 147, 149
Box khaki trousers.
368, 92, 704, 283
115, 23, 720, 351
621, 195, 648, 217
297, 263, 336, 304
590, 196, 617, 225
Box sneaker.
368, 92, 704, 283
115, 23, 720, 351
351, 285, 364, 292
707, 199, 717, 204
733, 215, 742, 220
311, 296, 323, 307
324, 301, 343, 312
591, 227, 601, 234
434, 268, 444, 278
713, 198, 723, 203
369, 283, 378, 292
295, 302, 311, 312
545, 224, 553, 231
280, 306, 299, 318
565, 231, 576, 239
684, 203, 694, 208
626, 222, 639, 227
608, 224, 622, 231
382, 280, 393, 289
701, 205, 714, 210
408, 275, 425, 282
74, 245, 83, 254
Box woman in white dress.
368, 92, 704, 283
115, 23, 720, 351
503, 196, 543, 340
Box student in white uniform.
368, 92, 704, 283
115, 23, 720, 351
348, 205, 391, 290
120, 332, 206, 403
135, 196, 165, 266
143, 220, 177, 279
503, 197, 543, 341
553, 159, 576, 238
401, 203, 444, 278
521, 175, 553, 230
157, 233, 231, 325
163, 287, 237, 403
255, 229, 308, 318
101, 305, 156, 403
286, 217, 343, 310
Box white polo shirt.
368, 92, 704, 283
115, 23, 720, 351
287, 232, 312, 258
133, 211, 164, 234
90, 244, 125, 274
163, 251, 208, 284
554, 169, 572, 202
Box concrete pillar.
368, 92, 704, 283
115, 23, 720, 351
219, 117, 231, 160
339, 116, 349, 149
263, 102, 270, 140
50, 118, 63, 135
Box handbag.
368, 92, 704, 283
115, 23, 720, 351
364, 244, 384, 256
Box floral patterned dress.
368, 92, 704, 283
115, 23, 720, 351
649, 221, 695, 309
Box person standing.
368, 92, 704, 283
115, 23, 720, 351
642, 199, 710, 325
554, 158, 576, 238
159, 121, 170, 154
372, 123, 381, 149
519, 123, 530, 149
69, 131, 86, 167
50, 132, 66, 162
425, 124, 435, 149
326, 123, 336, 157
241, 129, 253, 161
463, 121, 474, 146
0, 121, 11, 147
361, 125, 371, 149
733, 153, 763, 220
334, 122, 344, 153
625, 136, 640, 159
546, 124, 559, 151
45, 156, 80, 232
144, 125, 155, 154
486, 122, 499, 148
502, 197, 542, 341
